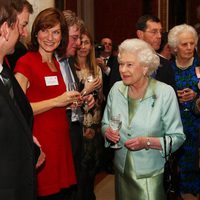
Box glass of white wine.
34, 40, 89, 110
87, 74, 95, 82
109, 114, 122, 149
67, 82, 79, 121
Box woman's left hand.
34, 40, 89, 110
179, 88, 197, 103
84, 77, 102, 93
124, 136, 147, 150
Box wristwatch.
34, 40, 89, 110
146, 138, 151, 150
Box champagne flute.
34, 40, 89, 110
67, 82, 79, 121
84, 73, 95, 113
109, 114, 122, 149
87, 74, 95, 82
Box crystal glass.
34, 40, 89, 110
109, 114, 122, 149
67, 82, 79, 121
87, 74, 95, 82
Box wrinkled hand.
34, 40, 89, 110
124, 136, 147, 151
54, 91, 81, 107
177, 88, 197, 103
105, 127, 120, 143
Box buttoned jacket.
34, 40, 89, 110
102, 78, 185, 178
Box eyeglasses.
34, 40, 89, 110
144, 30, 162, 35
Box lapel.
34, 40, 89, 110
118, 78, 157, 128
68, 57, 80, 84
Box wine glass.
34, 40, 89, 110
67, 82, 79, 121
83, 74, 96, 113
109, 114, 122, 149
87, 74, 95, 82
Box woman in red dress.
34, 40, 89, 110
14, 8, 79, 200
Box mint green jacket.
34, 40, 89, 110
101, 79, 185, 178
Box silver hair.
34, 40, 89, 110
118, 38, 160, 75
168, 24, 198, 50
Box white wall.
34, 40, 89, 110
27, 0, 55, 33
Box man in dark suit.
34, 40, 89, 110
58, 10, 95, 200
96, 37, 121, 102
96, 38, 121, 174
0, 3, 37, 200
136, 15, 176, 90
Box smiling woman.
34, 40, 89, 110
101, 38, 185, 200
14, 8, 79, 200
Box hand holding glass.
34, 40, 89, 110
109, 114, 122, 149
67, 82, 79, 120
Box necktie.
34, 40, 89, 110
1, 67, 14, 98
104, 58, 109, 65
64, 59, 73, 84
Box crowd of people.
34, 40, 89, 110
0, 1, 200, 200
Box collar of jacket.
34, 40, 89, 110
118, 77, 157, 102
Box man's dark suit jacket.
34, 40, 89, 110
102, 55, 121, 110
67, 58, 83, 169
6, 41, 27, 71
156, 55, 176, 90
0, 64, 37, 200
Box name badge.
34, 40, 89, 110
44, 76, 59, 86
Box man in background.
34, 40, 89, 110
97, 37, 121, 102
136, 15, 176, 90
157, 32, 172, 60
96, 37, 120, 175
58, 10, 94, 200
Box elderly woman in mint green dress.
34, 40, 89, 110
101, 38, 185, 200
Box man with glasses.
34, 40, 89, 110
57, 10, 95, 200
136, 15, 176, 89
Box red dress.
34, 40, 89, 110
15, 52, 76, 196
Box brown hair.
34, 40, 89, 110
30, 7, 68, 58
0, 5, 17, 32
62, 9, 84, 31
11, 0, 33, 14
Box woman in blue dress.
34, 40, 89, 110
168, 24, 200, 200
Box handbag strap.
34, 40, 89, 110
164, 135, 172, 162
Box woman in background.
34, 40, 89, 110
73, 28, 103, 200
168, 24, 200, 200
14, 8, 79, 200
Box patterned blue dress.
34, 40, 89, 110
171, 56, 200, 195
